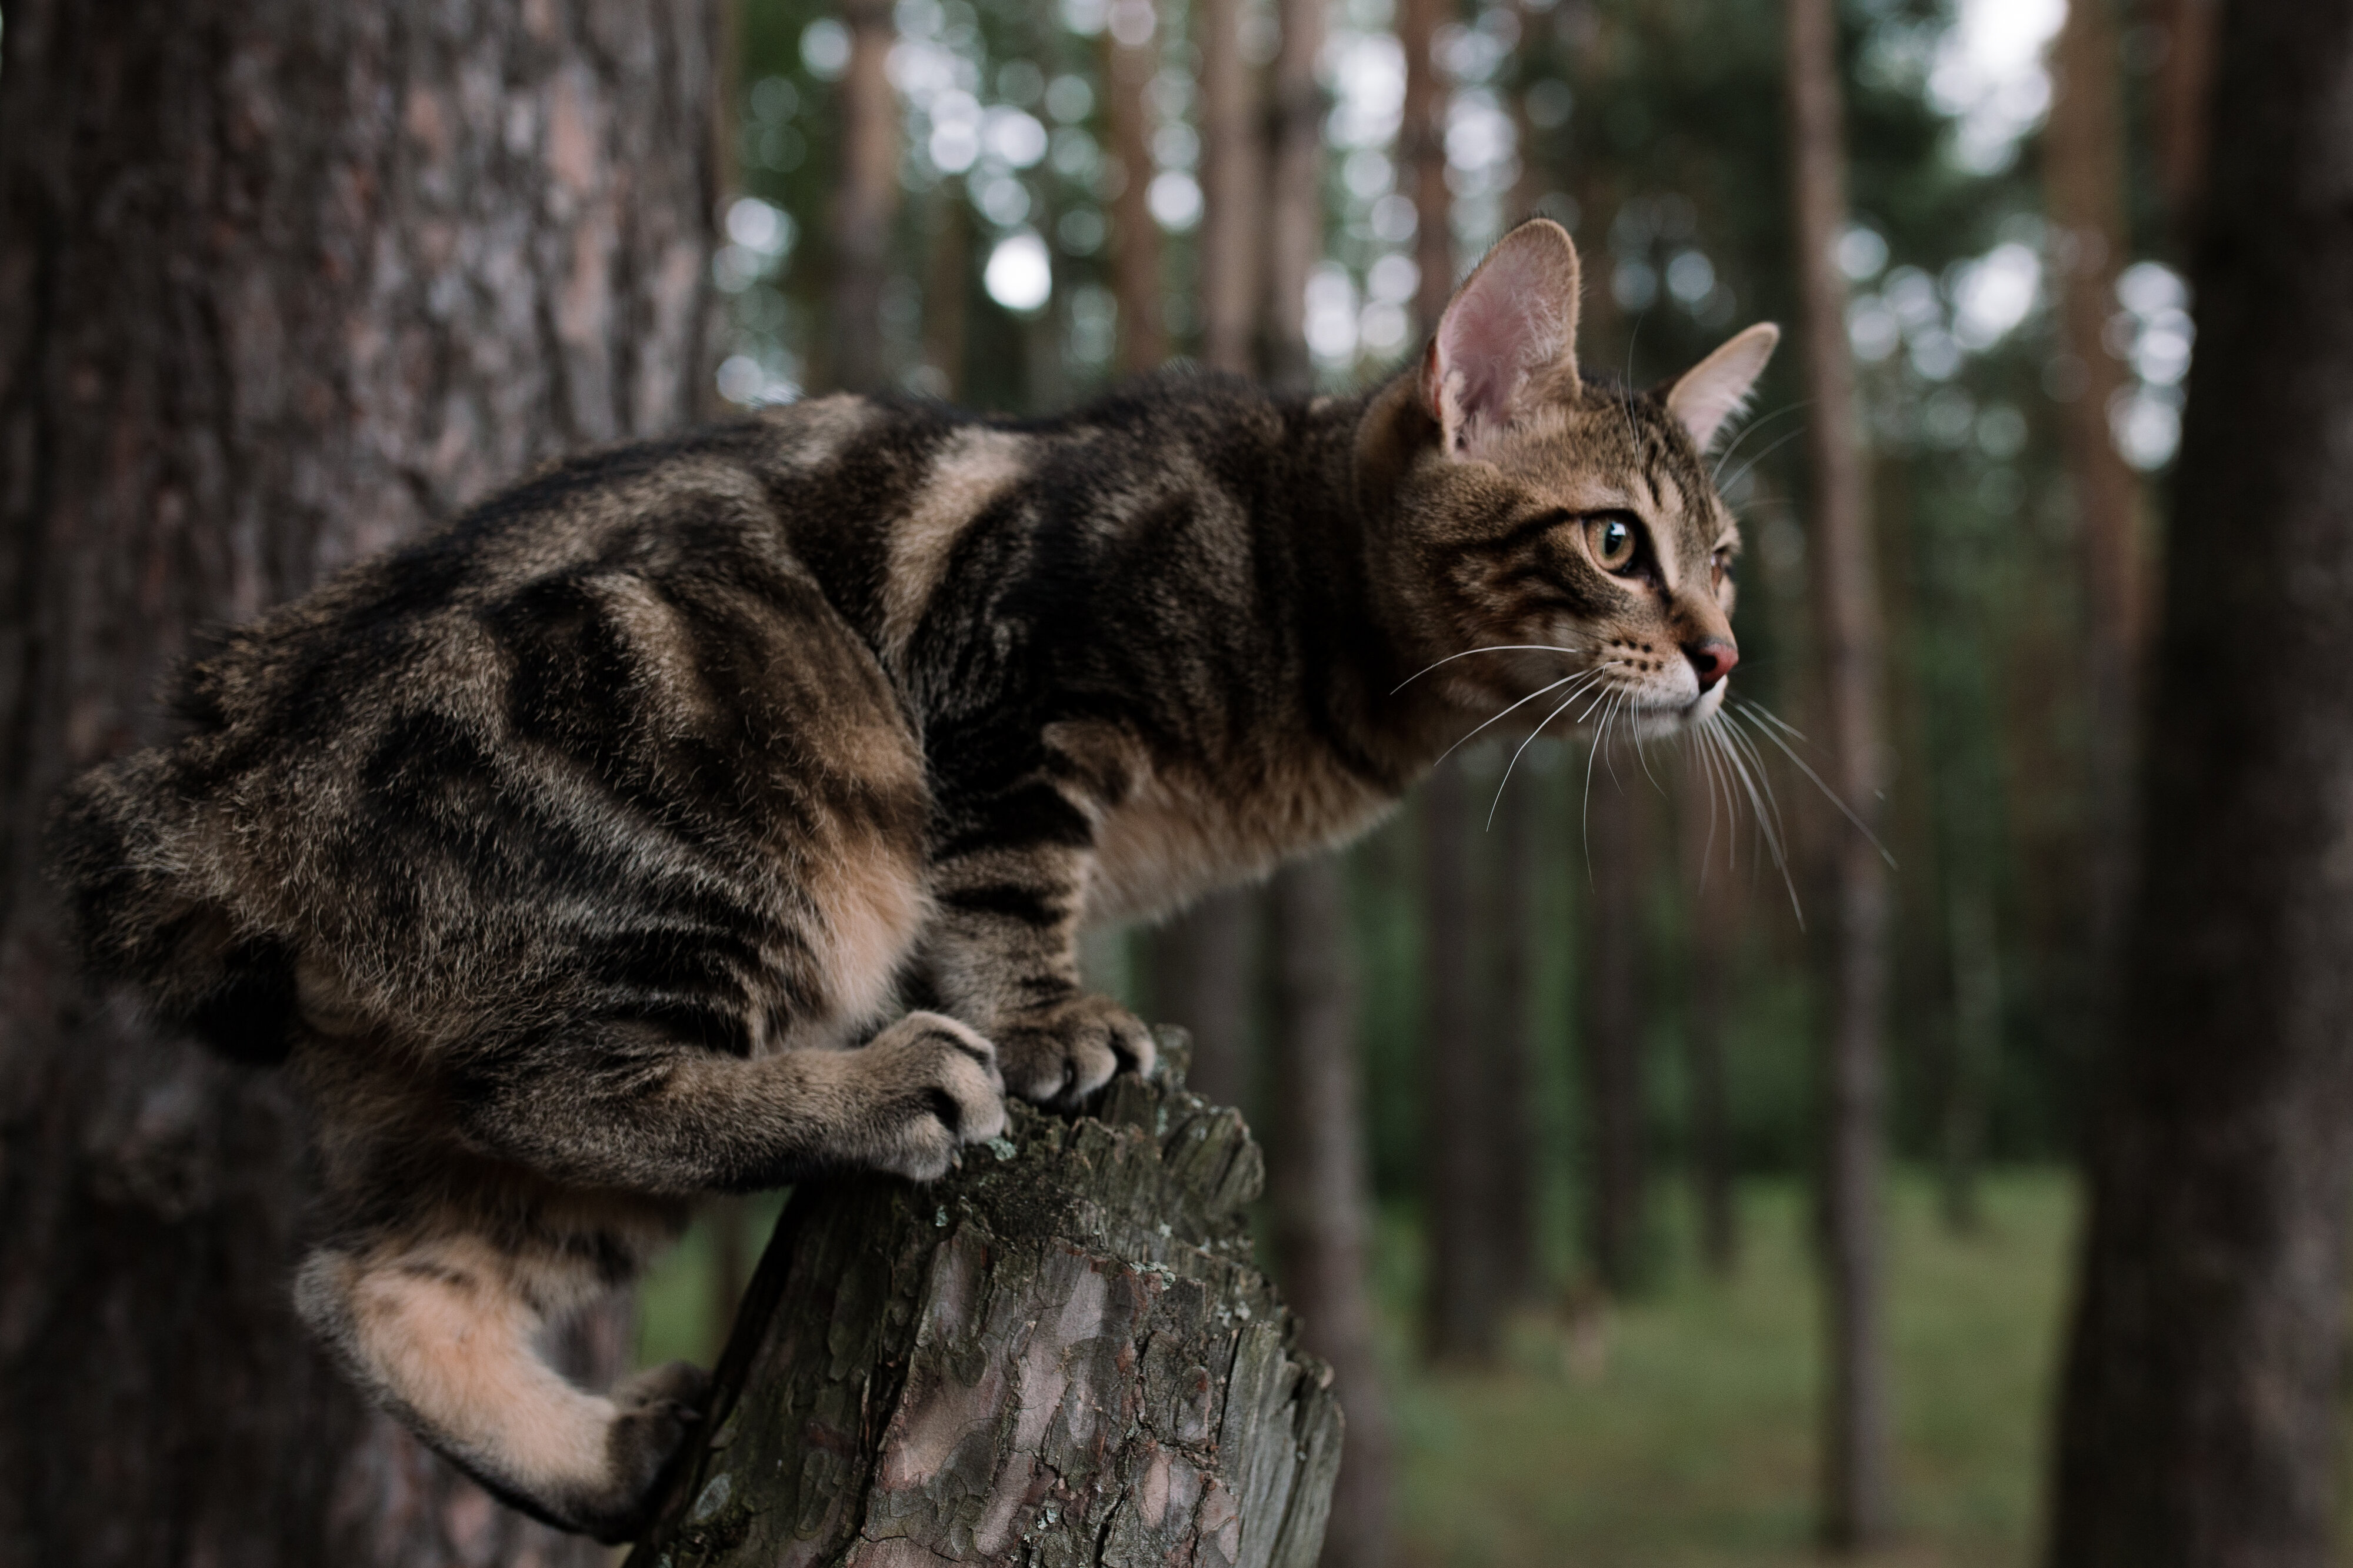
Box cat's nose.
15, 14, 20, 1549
1685, 638, 1739, 690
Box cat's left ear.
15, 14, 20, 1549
1665, 323, 1781, 452
1421, 219, 1582, 453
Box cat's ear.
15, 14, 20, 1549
1419, 219, 1582, 452
1665, 323, 1781, 452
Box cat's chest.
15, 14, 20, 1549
1081, 752, 1398, 926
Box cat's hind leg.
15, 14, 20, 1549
295, 1229, 702, 1543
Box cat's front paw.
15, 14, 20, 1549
845, 1010, 1008, 1181
994, 992, 1156, 1106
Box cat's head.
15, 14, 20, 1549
1358, 218, 1777, 739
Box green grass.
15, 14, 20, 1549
631, 1170, 2078, 1566
1384, 1170, 2077, 1568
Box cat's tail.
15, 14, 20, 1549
44, 749, 296, 1066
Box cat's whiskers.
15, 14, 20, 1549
1437, 662, 1619, 766
1485, 669, 1624, 833
1710, 399, 1814, 488
1698, 708, 1804, 925
1728, 698, 1898, 869
1716, 426, 1809, 506
1390, 641, 1595, 695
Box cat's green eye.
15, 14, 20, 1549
1588, 515, 1638, 572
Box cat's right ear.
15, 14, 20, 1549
1419, 219, 1583, 455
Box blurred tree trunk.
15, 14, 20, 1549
1108, 0, 1165, 375
1784, 0, 1892, 1547
1262, 0, 1329, 392
1679, 783, 1739, 1275
1580, 771, 1648, 1296
0, 2, 717, 1565
2044, 3, 2353, 1562
1491, 769, 1543, 1301
2151, 0, 2221, 246
829, 0, 899, 393
2046, 0, 2146, 1059
922, 190, 971, 397
1198, 0, 1264, 377
1255, 5, 1391, 1561
1149, 895, 1258, 1112
1420, 762, 1499, 1363
1401, 0, 1455, 333
1268, 859, 1393, 1568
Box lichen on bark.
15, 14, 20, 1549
629, 1031, 1342, 1568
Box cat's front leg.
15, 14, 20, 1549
926, 823, 1155, 1106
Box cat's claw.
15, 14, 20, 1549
850, 1011, 1008, 1182
993, 993, 1156, 1107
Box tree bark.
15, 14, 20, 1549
2151, 0, 2221, 248
1490, 766, 1543, 1302
0, 2, 717, 1564
1579, 769, 1648, 1296
2043, 3, 2353, 1563
1108, 3, 1166, 375
829, 0, 900, 394
627, 1039, 1342, 1568
1784, 0, 1892, 1546
1268, 860, 1393, 1568
1400, 0, 1455, 335
2045, 0, 2146, 1057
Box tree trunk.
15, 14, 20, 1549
0, 2, 716, 1564
830, 0, 900, 394
1419, 761, 1498, 1363
1261, 0, 1330, 392
1400, 0, 1454, 335
1108, 2, 1166, 375
2151, 0, 2221, 247
1198, 0, 1264, 378
2044, 4, 2353, 1562
1268, 860, 1394, 1568
1679, 782, 1739, 1275
1784, 0, 1892, 1546
1580, 768, 1648, 1296
626, 1040, 1342, 1568
2046, 0, 2146, 1058
1149, 893, 1259, 1113
1938, 880, 2000, 1235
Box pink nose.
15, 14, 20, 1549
1685, 638, 1739, 690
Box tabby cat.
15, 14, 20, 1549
47, 219, 1774, 1540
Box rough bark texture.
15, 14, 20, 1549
2043, 2, 2353, 1563
628, 1036, 1342, 1568
829, 0, 900, 394
1267, 860, 1392, 1568
2045, 0, 2146, 1037
1580, 772, 1648, 1296
0, 2, 717, 1564
1418, 762, 1498, 1364
1783, 0, 1892, 1545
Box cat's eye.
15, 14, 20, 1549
1587, 515, 1639, 572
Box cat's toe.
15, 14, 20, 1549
852, 1012, 1007, 1180
571, 1370, 709, 1543
996, 994, 1155, 1107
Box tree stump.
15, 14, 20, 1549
628, 1032, 1344, 1568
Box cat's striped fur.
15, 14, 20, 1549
45, 221, 1775, 1539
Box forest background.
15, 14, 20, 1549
658, 0, 2195, 1561
0, 0, 2281, 1562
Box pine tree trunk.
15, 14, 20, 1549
1108, 2, 1166, 375
1491, 769, 1544, 1301
1784, 0, 1892, 1546
626, 1040, 1342, 1567
2046, 0, 2146, 1054
0, 2, 718, 1563
1419, 761, 1499, 1363
1198, 0, 1264, 378
1261, 0, 1330, 393
1580, 770, 1648, 1296
1268, 860, 1394, 1568
2044, 2, 2353, 1561
1149, 895, 1259, 1113
1400, 0, 1454, 335
830, 0, 900, 394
